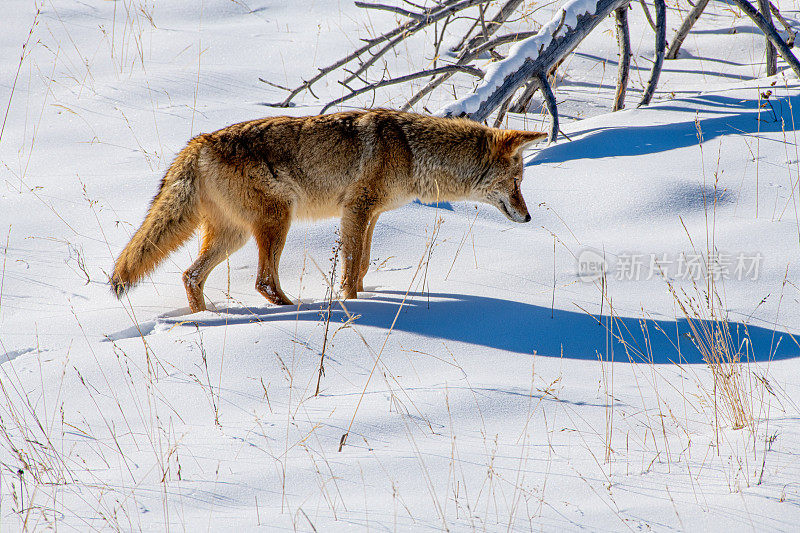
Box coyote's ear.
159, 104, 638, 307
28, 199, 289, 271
497, 130, 547, 155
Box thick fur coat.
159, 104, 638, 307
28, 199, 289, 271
111, 109, 545, 312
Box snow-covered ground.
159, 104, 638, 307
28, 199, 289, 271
1, 0, 800, 530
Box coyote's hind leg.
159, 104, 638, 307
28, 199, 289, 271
183, 222, 247, 312
253, 202, 293, 306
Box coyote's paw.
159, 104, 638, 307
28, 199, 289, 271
256, 281, 293, 306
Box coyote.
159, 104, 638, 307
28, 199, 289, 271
111, 109, 545, 312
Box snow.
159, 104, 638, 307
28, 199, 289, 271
1, 0, 800, 531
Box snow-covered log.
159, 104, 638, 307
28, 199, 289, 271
437, 0, 630, 121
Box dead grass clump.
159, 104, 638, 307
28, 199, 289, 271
666, 278, 754, 431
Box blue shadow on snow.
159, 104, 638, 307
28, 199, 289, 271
192, 291, 798, 364
529, 93, 799, 166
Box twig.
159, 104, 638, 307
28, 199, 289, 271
403, 30, 537, 111
354, 1, 427, 20
0, 226, 9, 316
321, 65, 484, 113
453, 0, 525, 53
639, 0, 657, 32
550, 235, 556, 318
266, 0, 466, 106
342, 0, 492, 86
315, 244, 339, 396
432, 14, 452, 69
258, 78, 292, 92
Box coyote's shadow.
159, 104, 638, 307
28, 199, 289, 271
157, 290, 798, 364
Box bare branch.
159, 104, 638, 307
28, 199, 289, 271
665, 0, 710, 60
536, 72, 559, 142
613, 5, 630, 111
638, 0, 665, 107
492, 93, 514, 127
268, 0, 467, 107
458, 0, 525, 52
402, 30, 537, 111
354, 2, 426, 20
758, 0, 777, 75
729, 0, 800, 77
508, 78, 539, 113
508, 56, 563, 114
467, 30, 540, 57
321, 65, 484, 114
432, 14, 453, 69
638, 0, 657, 32
342, 0, 493, 86
259, 78, 292, 92
769, 2, 795, 38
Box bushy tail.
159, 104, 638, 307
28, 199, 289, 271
110, 137, 205, 297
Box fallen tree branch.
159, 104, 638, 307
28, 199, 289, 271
437, 0, 631, 122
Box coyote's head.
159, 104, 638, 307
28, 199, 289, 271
478, 130, 546, 223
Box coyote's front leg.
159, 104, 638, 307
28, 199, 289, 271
357, 214, 379, 293
340, 206, 372, 300
253, 203, 293, 306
